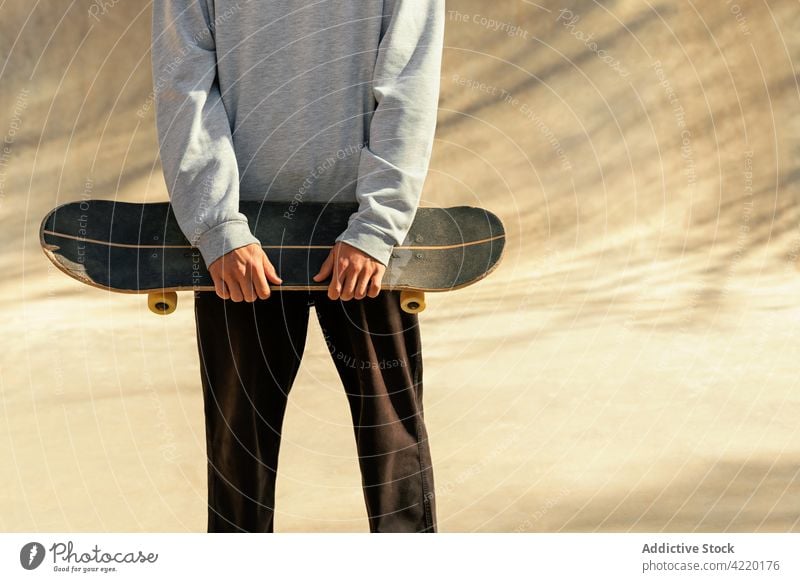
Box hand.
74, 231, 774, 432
312, 241, 385, 300
207, 243, 282, 302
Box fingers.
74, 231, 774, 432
327, 255, 345, 300
231, 259, 254, 302
210, 243, 386, 303
367, 266, 384, 298
353, 266, 373, 300
252, 258, 271, 300
340, 263, 359, 301
227, 275, 245, 302
325, 243, 388, 301
313, 251, 333, 283
211, 270, 227, 300
336, 263, 384, 301
218, 279, 232, 300
237, 255, 273, 302
208, 244, 282, 303
209, 258, 230, 300
263, 255, 283, 286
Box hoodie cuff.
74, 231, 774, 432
335, 220, 396, 267
195, 219, 261, 268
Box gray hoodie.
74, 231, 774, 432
151, 0, 444, 268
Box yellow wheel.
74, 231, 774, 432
400, 290, 426, 314
148, 291, 178, 315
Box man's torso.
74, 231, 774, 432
209, 0, 385, 202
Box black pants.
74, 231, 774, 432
193, 290, 437, 532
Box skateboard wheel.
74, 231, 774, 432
148, 291, 178, 315
400, 290, 426, 314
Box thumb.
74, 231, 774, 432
313, 251, 333, 281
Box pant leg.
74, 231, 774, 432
194, 290, 311, 532
312, 290, 437, 532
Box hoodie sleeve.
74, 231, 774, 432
334, 0, 445, 266
151, 0, 260, 268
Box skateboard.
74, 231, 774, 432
40, 200, 505, 315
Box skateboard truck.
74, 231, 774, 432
146, 289, 425, 315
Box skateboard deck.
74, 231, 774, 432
40, 200, 505, 314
